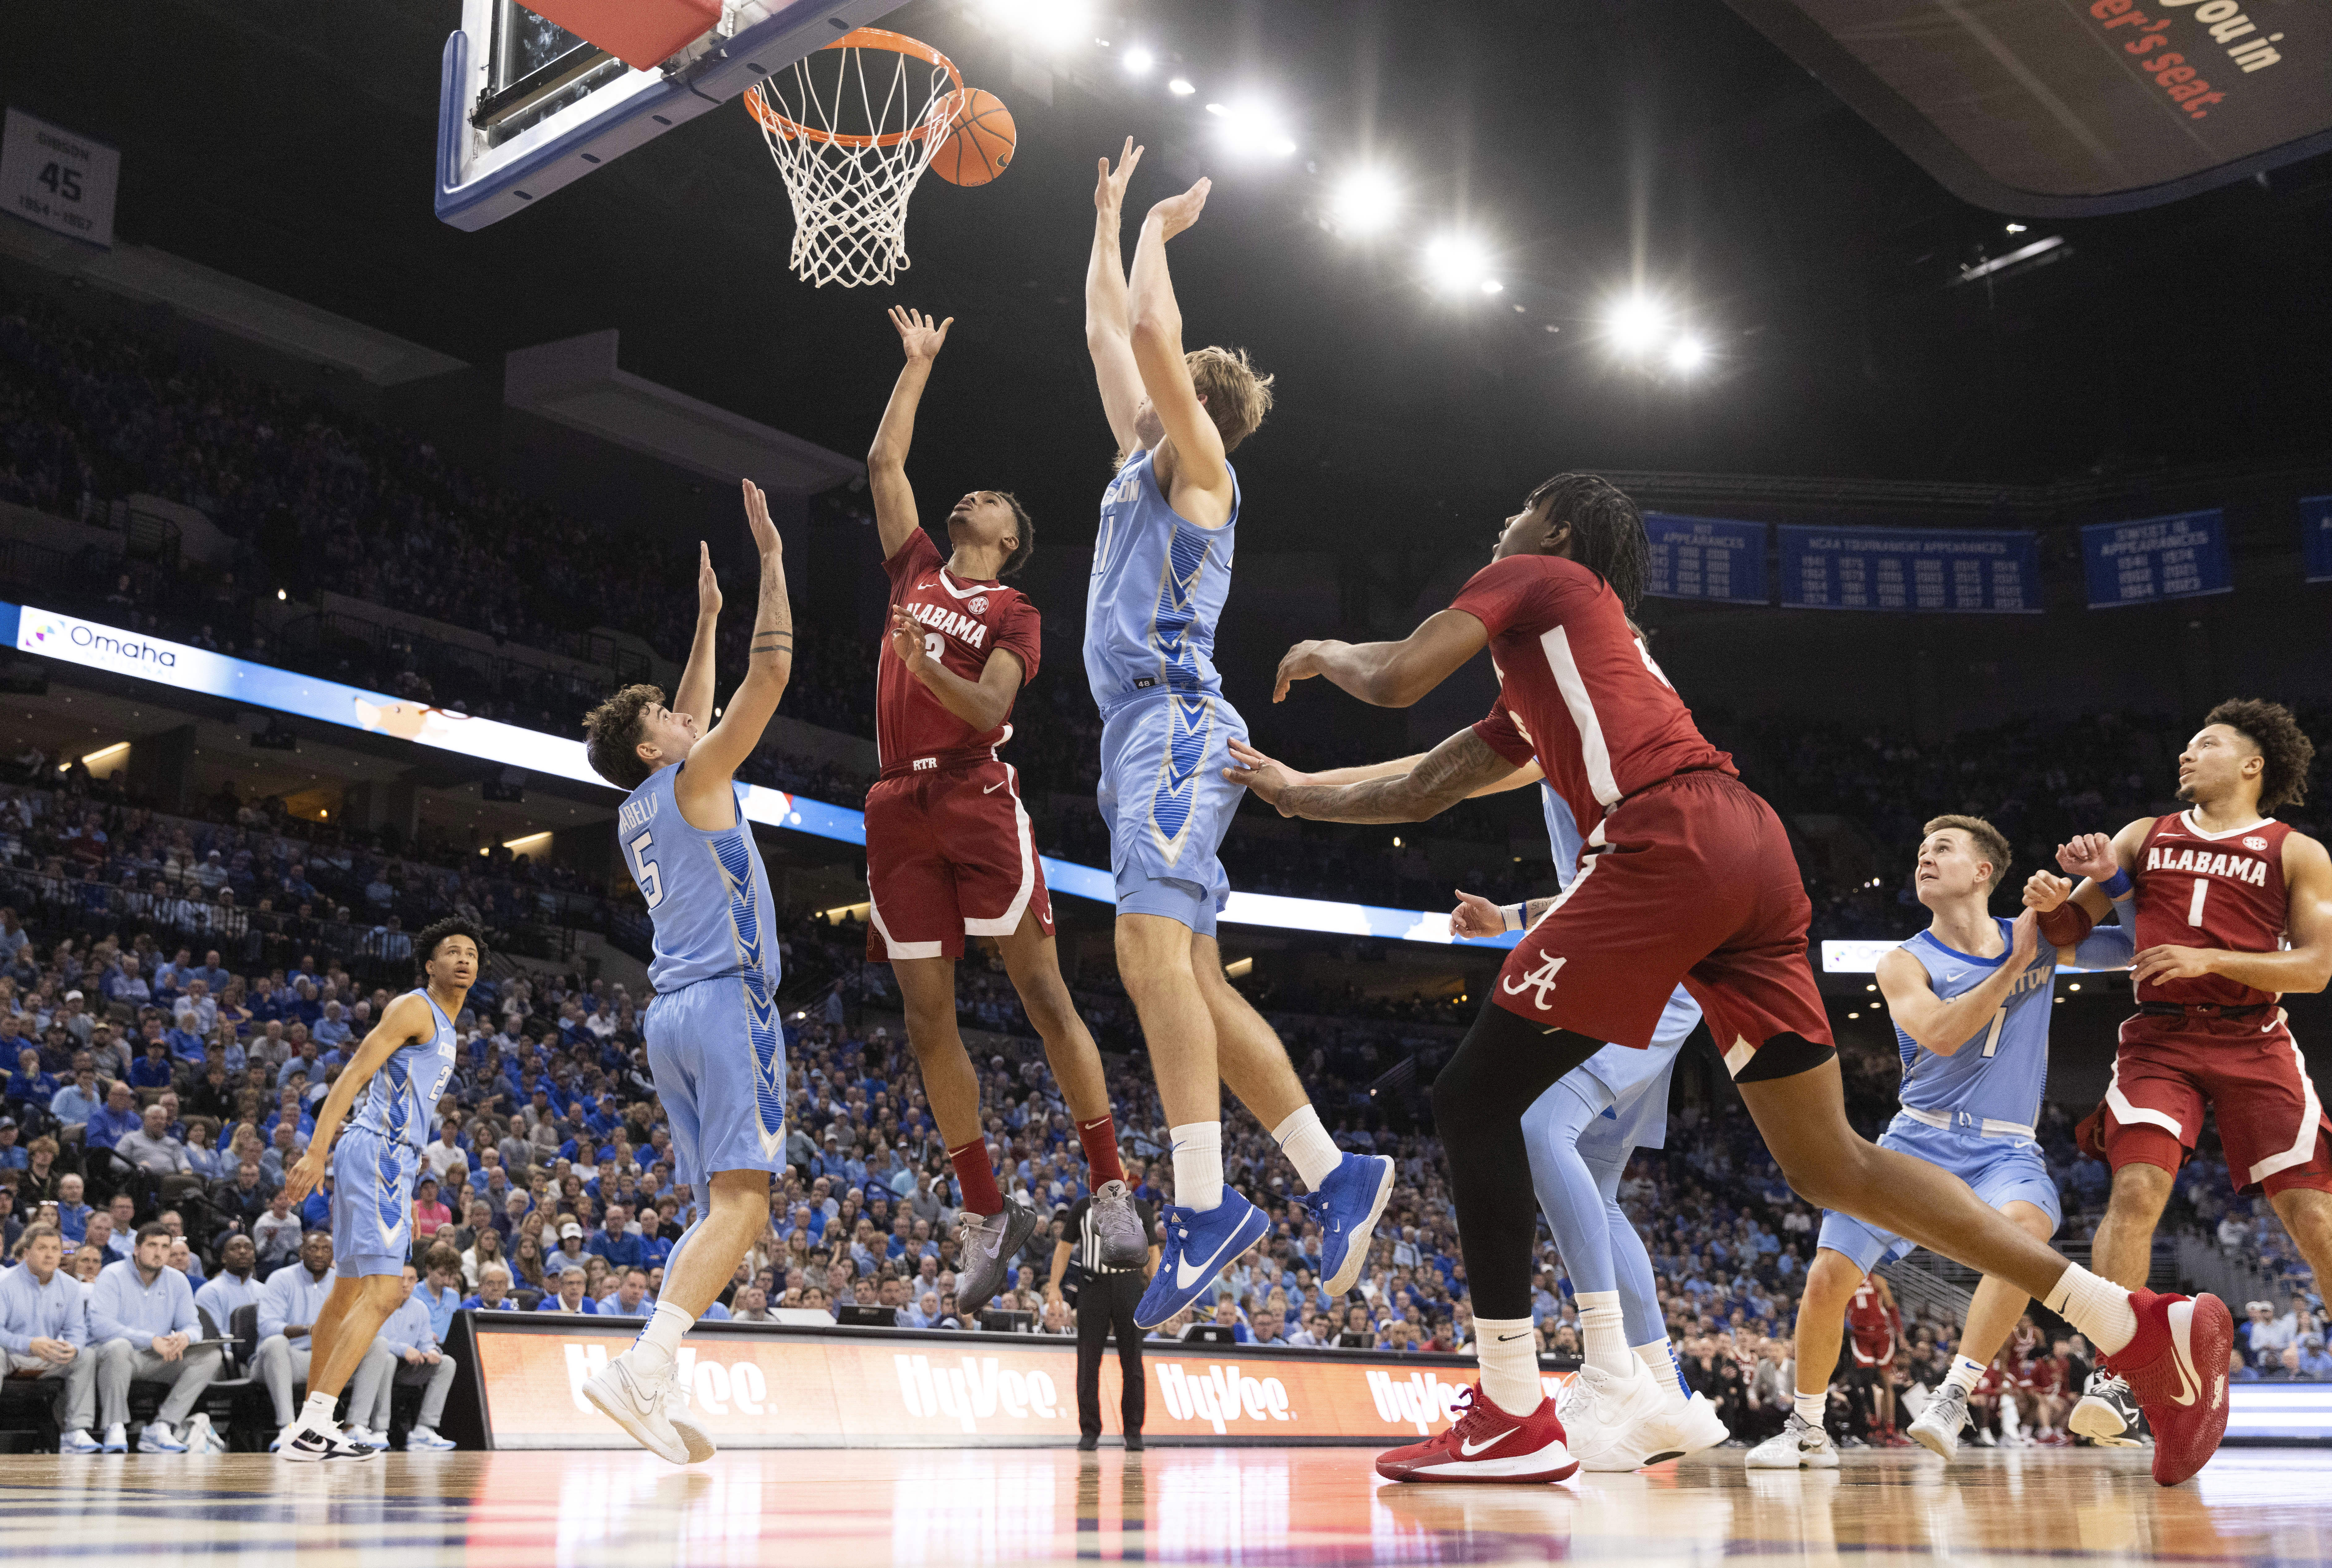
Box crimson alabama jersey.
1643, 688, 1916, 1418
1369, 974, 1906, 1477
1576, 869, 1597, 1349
878, 529, 1042, 769
1846, 1278, 1897, 1367
2132, 812, 2294, 1009
1453, 554, 1734, 863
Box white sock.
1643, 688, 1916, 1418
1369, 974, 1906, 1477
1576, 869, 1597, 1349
1793, 1390, 1826, 1429
632, 1300, 695, 1372
1170, 1121, 1224, 1212
1474, 1315, 1544, 1415
1946, 1354, 1986, 1396
1634, 1339, 1684, 1402
1270, 1105, 1342, 1193
1577, 1290, 1631, 1377
2043, 1264, 2137, 1356
300, 1390, 336, 1429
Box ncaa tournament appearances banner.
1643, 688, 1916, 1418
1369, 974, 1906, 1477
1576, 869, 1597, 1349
1642, 513, 1770, 603
1779, 525, 2040, 612
2303, 496, 2332, 585
2081, 510, 2234, 607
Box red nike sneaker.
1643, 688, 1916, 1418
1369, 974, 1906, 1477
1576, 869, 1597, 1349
2103, 1287, 2233, 1486
1375, 1383, 1578, 1485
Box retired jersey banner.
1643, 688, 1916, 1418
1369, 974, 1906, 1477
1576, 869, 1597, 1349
1643, 513, 1770, 603
460, 1318, 1574, 1448
2304, 496, 2332, 585
2081, 510, 2234, 607
1779, 525, 2040, 612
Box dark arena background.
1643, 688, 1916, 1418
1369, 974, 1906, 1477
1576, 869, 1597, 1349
0, 0, 2329, 1563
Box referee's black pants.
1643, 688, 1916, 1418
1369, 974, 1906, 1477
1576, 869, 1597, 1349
1075, 1270, 1145, 1440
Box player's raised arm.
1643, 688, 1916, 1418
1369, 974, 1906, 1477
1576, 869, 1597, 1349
1224, 727, 1518, 825
2133, 832, 2332, 993
1270, 609, 1490, 709
672, 542, 722, 727
280, 991, 435, 1204
2022, 864, 2137, 971
1875, 914, 2038, 1057
2030, 822, 2151, 947
675, 480, 793, 817
1126, 177, 1233, 522
868, 307, 953, 561
1085, 138, 1146, 463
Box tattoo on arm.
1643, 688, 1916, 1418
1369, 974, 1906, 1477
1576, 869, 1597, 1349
1278, 730, 1514, 825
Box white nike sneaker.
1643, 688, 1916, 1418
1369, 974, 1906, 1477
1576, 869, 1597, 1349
1643, 1391, 1733, 1463
1556, 1362, 1674, 1472
1745, 1412, 1840, 1469
584, 1351, 701, 1466
1908, 1383, 1969, 1459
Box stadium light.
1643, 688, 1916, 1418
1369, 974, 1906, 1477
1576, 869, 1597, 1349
1425, 234, 1491, 293
1122, 45, 1154, 75
986, 0, 1091, 48
1606, 293, 1666, 355
1480, 278, 1505, 296
1168, 76, 1195, 96
1329, 168, 1401, 236
1208, 101, 1296, 158
1668, 334, 1707, 373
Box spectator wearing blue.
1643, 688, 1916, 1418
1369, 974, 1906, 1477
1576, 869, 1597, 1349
49, 1065, 101, 1129
2299, 1335, 2332, 1380
53, 1172, 91, 1243
130, 1039, 176, 1092
194, 1235, 262, 1334
460, 1263, 520, 1312
588, 1204, 645, 1270
0, 1223, 100, 1452
537, 1265, 599, 1314
252, 1231, 341, 1445
0, 1117, 24, 1173
346, 1263, 459, 1451
90, 1222, 223, 1453
414, 1248, 463, 1343
85, 1081, 144, 1154
314, 1000, 352, 1050
597, 1269, 651, 1319
102, 955, 152, 1009
7, 1046, 57, 1120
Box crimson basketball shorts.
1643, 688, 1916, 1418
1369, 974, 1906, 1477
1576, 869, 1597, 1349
2078, 1009, 2332, 1196
864, 757, 1054, 962
1490, 770, 1832, 1074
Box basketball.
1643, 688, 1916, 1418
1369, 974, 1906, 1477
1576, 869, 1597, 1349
929, 88, 1014, 186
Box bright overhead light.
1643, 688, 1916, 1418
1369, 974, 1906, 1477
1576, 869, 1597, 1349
1425, 234, 1491, 293
1605, 293, 1666, 355
986, 0, 1090, 48
1209, 101, 1296, 158
1480, 278, 1505, 296
2005, 222, 2027, 233
1122, 45, 1154, 75
1330, 168, 1400, 236
1167, 76, 1195, 96
1668, 335, 1707, 372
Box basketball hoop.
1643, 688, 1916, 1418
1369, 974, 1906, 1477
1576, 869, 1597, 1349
745, 29, 971, 289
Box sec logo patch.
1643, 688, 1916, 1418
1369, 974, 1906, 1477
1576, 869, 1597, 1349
2244, 835, 2269, 850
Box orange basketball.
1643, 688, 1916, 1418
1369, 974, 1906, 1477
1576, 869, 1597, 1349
929, 89, 1014, 186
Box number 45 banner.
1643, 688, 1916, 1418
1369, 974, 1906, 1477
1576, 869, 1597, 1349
0, 108, 119, 250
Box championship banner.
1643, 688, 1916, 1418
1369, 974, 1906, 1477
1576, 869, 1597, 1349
2080, 510, 2234, 607
2304, 496, 2332, 585
1643, 513, 1770, 604
1778, 525, 2040, 612
451, 1317, 1574, 1449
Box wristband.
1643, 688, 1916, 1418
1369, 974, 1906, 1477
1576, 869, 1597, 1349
2099, 868, 2132, 899
1501, 903, 1525, 933
2036, 900, 2094, 949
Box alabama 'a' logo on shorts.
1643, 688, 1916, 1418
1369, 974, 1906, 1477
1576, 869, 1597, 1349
1501, 953, 1568, 1010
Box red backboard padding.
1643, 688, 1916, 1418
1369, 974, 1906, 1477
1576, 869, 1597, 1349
514, 0, 722, 72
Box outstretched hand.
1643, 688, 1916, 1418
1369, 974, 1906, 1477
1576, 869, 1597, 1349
2057, 832, 2117, 883
696, 541, 721, 619
281, 1147, 328, 1206
1223, 737, 1306, 813
1272, 640, 1336, 703
742, 478, 781, 556
1449, 889, 1505, 940
1096, 137, 1143, 212
888, 305, 953, 362
1149, 177, 1211, 242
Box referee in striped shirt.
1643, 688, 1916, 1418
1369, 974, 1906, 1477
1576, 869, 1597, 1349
1048, 1189, 1159, 1451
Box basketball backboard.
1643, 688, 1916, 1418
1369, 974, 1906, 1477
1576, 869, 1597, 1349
435, 0, 905, 231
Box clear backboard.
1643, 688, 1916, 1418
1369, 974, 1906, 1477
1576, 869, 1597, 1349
435, 0, 905, 231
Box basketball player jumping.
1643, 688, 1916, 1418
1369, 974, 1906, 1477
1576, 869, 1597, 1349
861, 305, 1147, 1309
275, 917, 478, 1461
1084, 138, 1394, 1328
1747, 817, 2134, 1470
2026, 700, 2332, 1445
1226, 473, 2235, 1487
577, 480, 793, 1465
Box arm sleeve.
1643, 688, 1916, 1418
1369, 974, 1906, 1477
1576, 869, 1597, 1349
882, 527, 941, 582
1471, 696, 1536, 768
2073, 923, 2137, 971
992, 597, 1041, 686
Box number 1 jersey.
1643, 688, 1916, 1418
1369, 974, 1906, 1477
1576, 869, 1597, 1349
2133, 811, 2293, 1009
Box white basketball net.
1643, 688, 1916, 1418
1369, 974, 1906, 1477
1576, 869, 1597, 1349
746, 32, 960, 289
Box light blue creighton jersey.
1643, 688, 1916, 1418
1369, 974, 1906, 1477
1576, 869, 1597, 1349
350, 989, 456, 1150
1893, 919, 2055, 1130
1083, 447, 1239, 718
618, 763, 781, 997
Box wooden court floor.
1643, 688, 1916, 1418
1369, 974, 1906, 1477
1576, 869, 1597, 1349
0, 1444, 2326, 1565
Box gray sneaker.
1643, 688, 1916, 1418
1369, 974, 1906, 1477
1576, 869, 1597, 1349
2069, 1369, 2145, 1446
1745, 1411, 1840, 1469
1089, 1179, 1149, 1269
1908, 1383, 1969, 1459
955, 1194, 1039, 1316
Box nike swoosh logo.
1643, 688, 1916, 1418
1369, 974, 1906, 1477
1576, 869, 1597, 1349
983, 779, 1008, 794
2167, 1352, 2199, 1406
1496, 1333, 1530, 1342
1459, 1428, 1516, 1457
1174, 1219, 1253, 1291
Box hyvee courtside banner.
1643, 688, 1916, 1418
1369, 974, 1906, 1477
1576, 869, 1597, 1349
470, 1324, 1575, 1448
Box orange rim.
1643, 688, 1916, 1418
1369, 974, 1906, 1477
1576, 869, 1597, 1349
744, 28, 966, 149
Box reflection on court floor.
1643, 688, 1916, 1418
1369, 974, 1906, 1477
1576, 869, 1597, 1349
0, 1445, 2322, 1566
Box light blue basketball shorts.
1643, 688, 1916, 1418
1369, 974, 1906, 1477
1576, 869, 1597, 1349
1096, 692, 1247, 938
645, 972, 790, 1197
330, 1125, 416, 1278
1815, 1112, 2062, 1275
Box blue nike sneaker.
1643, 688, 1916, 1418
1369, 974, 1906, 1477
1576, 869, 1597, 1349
1304, 1152, 1396, 1296
1134, 1189, 1269, 1330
